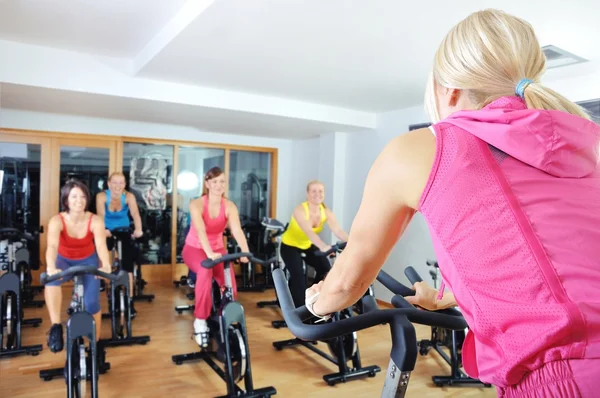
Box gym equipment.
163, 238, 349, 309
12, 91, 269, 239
0, 228, 43, 359
232, 227, 267, 293
0, 226, 45, 309
272, 242, 381, 386
256, 217, 287, 310
131, 246, 155, 302
101, 227, 150, 347
39, 266, 124, 397
172, 252, 277, 398
272, 268, 469, 397
391, 264, 491, 388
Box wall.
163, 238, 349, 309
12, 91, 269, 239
0, 109, 296, 220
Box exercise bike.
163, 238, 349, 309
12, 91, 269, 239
0, 226, 45, 309
131, 239, 155, 303
272, 266, 470, 397
100, 227, 150, 347
0, 227, 43, 358
272, 242, 381, 386
386, 264, 491, 388
172, 252, 277, 398
39, 265, 124, 397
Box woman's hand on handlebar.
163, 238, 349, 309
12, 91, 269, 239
306, 280, 324, 299
207, 251, 222, 261
239, 256, 249, 263
132, 229, 143, 238
404, 281, 443, 311
318, 244, 332, 255
105, 229, 112, 238
47, 266, 61, 276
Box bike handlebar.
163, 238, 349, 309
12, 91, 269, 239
201, 252, 278, 269
272, 268, 467, 342
41, 265, 124, 285
314, 241, 347, 257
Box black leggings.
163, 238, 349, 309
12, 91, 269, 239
281, 243, 331, 308
106, 236, 136, 273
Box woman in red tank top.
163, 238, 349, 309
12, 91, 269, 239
182, 166, 251, 348
44, 179, 112, 354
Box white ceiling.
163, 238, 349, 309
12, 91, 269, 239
137, 0, 600, 111
0, 0, 187, 57
0, 0, 598, 137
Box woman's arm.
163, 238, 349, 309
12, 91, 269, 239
292, 205, 329, 252
226, 201, 250, 261
92, 215, 112, 273
324, 209, 349, 242
189, 198, 218, 259
310, 129, 437, 316
45, 215, 62, 275
126, 192, 143, 237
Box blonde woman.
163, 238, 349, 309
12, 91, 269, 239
305, 10, 600, 397
280, 180, 348, 308
96, 172, 143, 315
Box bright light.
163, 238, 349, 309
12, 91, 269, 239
177, 171, 199, 191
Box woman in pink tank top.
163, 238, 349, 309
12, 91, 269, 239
303, 9, 600, 397
182, 166, 251, 348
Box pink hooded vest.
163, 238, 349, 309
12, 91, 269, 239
418, 96, 600, 387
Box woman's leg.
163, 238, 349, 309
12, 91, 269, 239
80, 253, 102, 340
44, 255, 70, 352
182, 244, 212, 347
280, 243, 307, 308
118, 235, 137, 315
119, 234, 135, 295
212, 248, 236, 299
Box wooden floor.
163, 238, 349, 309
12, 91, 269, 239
1, 283, 497, 397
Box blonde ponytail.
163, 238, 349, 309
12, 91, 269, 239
523, 83, 591, 120
425, 9, 591, 122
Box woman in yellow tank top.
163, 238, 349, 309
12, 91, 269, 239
280, 180, 348, 307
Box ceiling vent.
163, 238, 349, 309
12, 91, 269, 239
542, 45, 587, 69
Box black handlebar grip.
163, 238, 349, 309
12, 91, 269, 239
404, 266, 424, 285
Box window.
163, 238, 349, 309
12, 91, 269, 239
175, 146, 225, 262
228, 150, 272, 253
122, 143, 174, 264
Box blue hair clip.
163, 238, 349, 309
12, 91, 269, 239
515, 78, 533, 99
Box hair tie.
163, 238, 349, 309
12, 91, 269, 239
515, 78, 533, 99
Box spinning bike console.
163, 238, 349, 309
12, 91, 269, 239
39, 266, 125, 398
273, 268, 468, 397
172, 252, 277, 398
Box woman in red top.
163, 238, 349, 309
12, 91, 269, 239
182, 167, 251, 348
44, 179, 112, 353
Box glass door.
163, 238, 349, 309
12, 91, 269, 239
0, 133, 51, 274
53, 139, 117, 214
